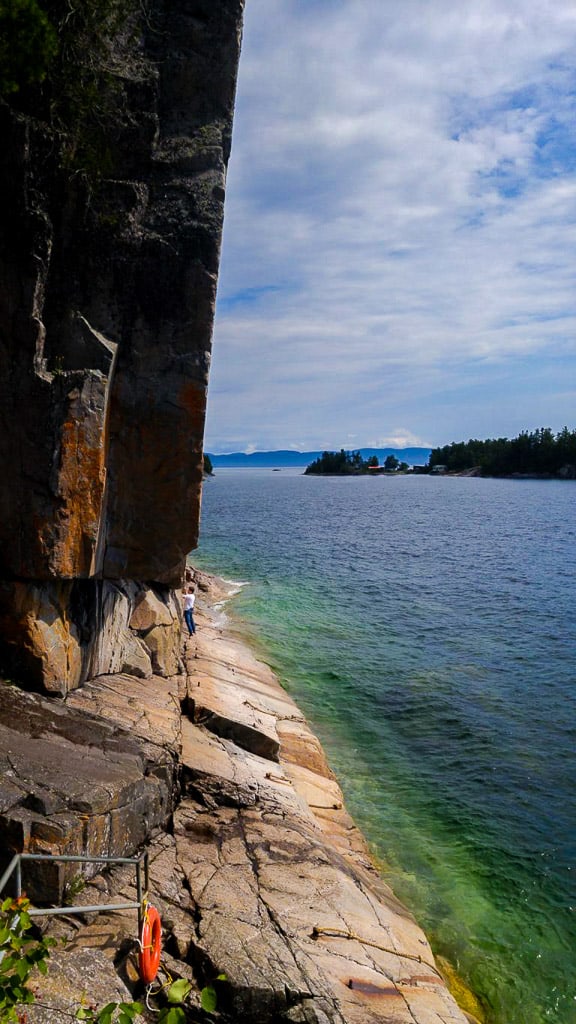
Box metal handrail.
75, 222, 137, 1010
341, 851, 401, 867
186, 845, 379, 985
0, 851, 150, 933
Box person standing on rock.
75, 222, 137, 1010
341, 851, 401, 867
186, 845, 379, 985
183, 586, 196, 637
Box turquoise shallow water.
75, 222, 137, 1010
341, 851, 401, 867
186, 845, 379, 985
193, 469, 576, 1024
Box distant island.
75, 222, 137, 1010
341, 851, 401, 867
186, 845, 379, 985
304, 449, 409, 475
205, 447, 431, 469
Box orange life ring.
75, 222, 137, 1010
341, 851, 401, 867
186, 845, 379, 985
138, 905, 162, 984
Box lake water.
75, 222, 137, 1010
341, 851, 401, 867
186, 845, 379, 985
193, 469, 576, 1024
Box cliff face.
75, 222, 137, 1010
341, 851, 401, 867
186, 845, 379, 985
0, 0, 244, 693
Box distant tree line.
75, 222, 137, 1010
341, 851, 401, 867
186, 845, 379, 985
305, 450, 371, 474
428, 427, 576, 477
304, 450, 408, 475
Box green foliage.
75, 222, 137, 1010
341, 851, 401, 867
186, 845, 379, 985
165, 979, 192, 1004
75, 1000, 143, 1024
1, 0, 141, 176
305, 449, 410, 475
200, 985, 217, 1013
64, 873, 86, 904
0, 898, 224, 1023
305, 449, 371, 475
157, 1008, 185, 1024
156, 1007, 183, 1024
0, 896, 55, 1021
199, 975, 226, 1016
0, 0, 57, 96
43, 0, 140, 174
203, 453, 214, 476
428, 427, 576, 477
0, 897, 143, 1023
155, 978, 193, 1023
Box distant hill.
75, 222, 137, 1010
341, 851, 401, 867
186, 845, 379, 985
206, 447, 432, 468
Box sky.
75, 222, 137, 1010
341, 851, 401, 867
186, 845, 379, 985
204, 0, 576, 454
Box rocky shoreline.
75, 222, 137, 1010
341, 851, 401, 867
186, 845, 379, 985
2, 571, 478, 1023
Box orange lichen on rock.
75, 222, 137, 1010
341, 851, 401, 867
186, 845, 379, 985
33, 374, 111, 580
53, 405, 107, 576
0, 580, 81, 692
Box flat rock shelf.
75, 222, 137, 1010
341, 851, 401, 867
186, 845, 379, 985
3, 572, 476, 1024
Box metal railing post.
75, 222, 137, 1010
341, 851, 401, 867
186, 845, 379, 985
136, 858, 143, 935
0, 855, 19, 898
0, 851, 152, 938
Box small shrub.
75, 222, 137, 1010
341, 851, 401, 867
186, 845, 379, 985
0, 896, 55, 1021
0, 0, 58, 96
0, 897, 143, 1023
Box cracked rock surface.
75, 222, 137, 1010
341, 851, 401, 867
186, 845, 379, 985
0, 674, 180, 903
10, 574, 473, 1023
171, 577, 471, 1024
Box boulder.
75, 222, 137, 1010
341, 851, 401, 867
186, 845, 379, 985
0, 677, 180, 902
26, 947, 141, 1024
0, 581, 185, 693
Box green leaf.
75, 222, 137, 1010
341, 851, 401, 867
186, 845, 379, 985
200, 985, 217, 1013
117, 1004, 141, 1023
97, 1003, 117, 1015
11, 983, 30, 1003
157, 1008, 186, 1024
216, 972, 227, 981
14, 958, 30, 982
30, 943, 49, 963
166, 979, 191, 1004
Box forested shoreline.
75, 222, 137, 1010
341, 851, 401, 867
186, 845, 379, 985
303, 429, 576, 478
428, 427, 576, 477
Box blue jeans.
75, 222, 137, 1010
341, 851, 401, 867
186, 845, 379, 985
184, 609, 195, 635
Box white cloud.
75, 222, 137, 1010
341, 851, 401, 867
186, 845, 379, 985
206, 0, 576, 451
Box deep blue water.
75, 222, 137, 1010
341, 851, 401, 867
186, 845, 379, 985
193, 469, 576, 1024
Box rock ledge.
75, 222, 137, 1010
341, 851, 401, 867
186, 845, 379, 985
2, 574, 476, 1024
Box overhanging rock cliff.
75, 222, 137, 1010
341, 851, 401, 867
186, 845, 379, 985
0, 0, 245, 693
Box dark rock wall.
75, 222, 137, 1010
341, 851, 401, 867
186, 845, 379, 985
0, 1, 244, 691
